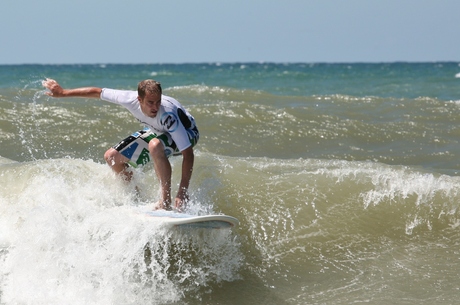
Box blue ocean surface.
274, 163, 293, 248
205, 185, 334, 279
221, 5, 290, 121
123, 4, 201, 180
1, 62, 460, 304
2, 62, 460, 99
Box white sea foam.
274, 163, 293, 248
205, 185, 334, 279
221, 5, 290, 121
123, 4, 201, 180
0, 158, 242, 304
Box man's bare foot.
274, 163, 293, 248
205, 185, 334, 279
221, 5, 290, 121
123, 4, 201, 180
153, 201, 172, 211
173, 200, 184, 213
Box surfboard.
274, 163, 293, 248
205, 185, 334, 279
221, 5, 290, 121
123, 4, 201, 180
142, 210, 239, 229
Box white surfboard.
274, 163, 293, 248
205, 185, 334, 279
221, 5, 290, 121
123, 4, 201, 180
142, 210, 239, 229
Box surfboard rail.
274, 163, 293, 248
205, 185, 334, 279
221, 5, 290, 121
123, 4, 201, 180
142, 210, 239, 229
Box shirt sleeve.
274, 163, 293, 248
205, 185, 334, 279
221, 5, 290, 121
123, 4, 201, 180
100, 88, 138, 105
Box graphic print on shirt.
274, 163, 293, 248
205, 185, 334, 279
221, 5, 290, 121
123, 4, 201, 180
161, 112, 179, 132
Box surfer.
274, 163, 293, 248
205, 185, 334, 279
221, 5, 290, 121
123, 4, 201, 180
42, 78, 199, 211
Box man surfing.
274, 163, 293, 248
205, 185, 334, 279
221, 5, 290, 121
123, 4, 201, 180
42, 78, 199, 211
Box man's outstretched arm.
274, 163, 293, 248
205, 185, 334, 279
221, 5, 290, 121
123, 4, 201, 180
42, 78, 102, 98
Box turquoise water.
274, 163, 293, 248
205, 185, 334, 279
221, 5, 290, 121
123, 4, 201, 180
2, 63, 460, 99
1, 63, 460, 304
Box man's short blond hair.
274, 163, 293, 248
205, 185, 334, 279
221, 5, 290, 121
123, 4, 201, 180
138, 79, 162, 98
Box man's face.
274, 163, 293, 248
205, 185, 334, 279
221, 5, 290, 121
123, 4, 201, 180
138, 92, 161, 118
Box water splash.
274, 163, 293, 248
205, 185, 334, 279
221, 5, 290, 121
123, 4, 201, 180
0, 158, 242, 304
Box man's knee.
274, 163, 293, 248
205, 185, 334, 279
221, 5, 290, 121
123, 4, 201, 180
148, 138, 164, 156
104, 148, 114, 161
104, 148, 124, 166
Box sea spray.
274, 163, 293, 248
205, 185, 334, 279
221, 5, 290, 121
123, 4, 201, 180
0, 158, 242, 304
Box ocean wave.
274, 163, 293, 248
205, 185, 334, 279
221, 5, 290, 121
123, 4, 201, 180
0, 157, 242, 304
2, 153, 460, 303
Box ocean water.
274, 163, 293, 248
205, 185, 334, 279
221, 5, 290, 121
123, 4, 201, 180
1, 62, 460, 304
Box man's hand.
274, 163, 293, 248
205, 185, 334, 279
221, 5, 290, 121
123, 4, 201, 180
42, 78, 102, 98
42, 78, 65, 97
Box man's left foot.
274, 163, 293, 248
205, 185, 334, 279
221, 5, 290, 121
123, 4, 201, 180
152, 201, 172, 211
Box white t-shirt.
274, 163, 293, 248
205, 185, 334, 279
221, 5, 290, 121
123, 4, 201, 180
100, 88, 196, 152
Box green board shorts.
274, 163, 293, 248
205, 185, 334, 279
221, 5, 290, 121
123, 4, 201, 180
113, 126, 199, 168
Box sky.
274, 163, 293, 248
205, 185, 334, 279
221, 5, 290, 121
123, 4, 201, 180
1, 0, 459, 64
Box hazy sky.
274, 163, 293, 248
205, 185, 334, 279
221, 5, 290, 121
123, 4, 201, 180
2, 0, 459, 64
